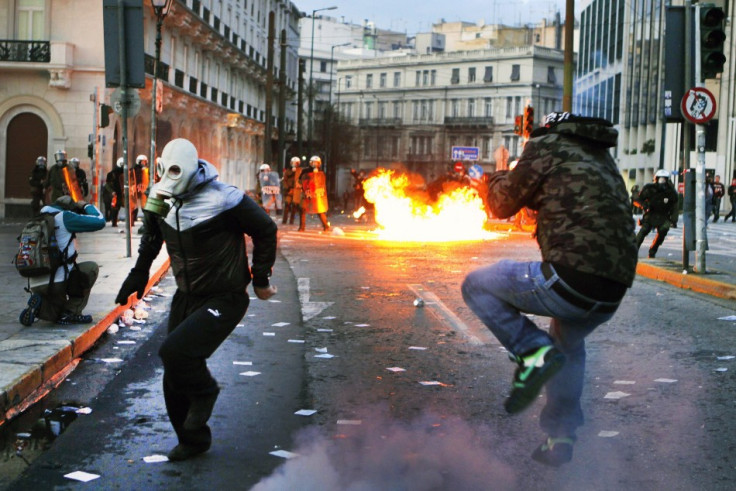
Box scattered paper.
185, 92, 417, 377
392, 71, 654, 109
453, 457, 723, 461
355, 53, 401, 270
117, 340, 136, 345
240, 371, 261, 377
315, 353, 335, 359
130, 326, 142, 331
354, 324, 370, 327
717, 355, 735, 360
100, 358, 123, 363
317, 328, 333, 333
288, 339, 305, 343
233, 361, 252, 366
386, 367, 406, 372
272, 322, 290, 327
604, 391, 630, 399
236, 323, 245, 327
715, 367, 728, 372
361, 286, 370, 289
270, 450, 299, 459
654, 378, 678, 383
268, 299, 281, 303
322, 316, 336, 320
614, 380, 636, 385
143, 454, 169, 463
294, 409, 317, 416
598, 431, 619, 438
75, 407, 92, 414
408, 346, 428, 351
718, 315, 736, 321
315, 347, 328, 353
263, 332, 276, 336
247, 314, 256, 317
64, 471, 100, 482
337, 420, 362, 425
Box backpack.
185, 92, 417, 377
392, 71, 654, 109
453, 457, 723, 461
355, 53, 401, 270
14, 212, 74, 281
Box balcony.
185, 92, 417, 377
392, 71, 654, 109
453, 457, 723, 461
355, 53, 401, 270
0, 40, 50, 62
358, 117, 402, 128
443, 116, 494, 129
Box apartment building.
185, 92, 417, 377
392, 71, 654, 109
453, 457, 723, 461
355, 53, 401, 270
0, 0, 299, 218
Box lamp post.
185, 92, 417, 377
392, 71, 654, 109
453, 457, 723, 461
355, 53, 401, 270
307, 5, 337, 155
149, 0, 172, 194
328, 42, 350, 109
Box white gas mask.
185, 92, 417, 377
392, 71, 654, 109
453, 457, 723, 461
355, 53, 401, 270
145, 138, 199, 216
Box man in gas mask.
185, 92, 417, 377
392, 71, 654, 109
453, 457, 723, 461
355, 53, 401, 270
634, 169, 679, 258
115, 138, 278, 461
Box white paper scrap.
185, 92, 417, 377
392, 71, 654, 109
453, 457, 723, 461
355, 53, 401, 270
263, 332, 276, 337
408, 346, 428, 351
717, 355, 735, 360
117, 340, 136, 345
272, 322, 290, 327
288, 339, 305, 343
715, 367, 728, 372
294, 409, 317, 416
322, 316, 337, 320
130, 326, 142, 331
419, 381, 444, 386
239, 371, 262, 377
317, 328, 333, 333
315, 347, 328, 353
337, 419, 362, 425
75, 407, 92, 415
614, 380, 636, 385
654, 378, 678, 383
604, 391, 630, 399
100, 358, 123, 363
355, 323, 370, 327
386, 367, 406, 372
718, 315, 736, 321
598, 431, 620, 438
315, 353, 335, 359
270, 449, 299, 459
236, 323, 246, 327
143, 454, 169, 463
361, 286, 370, 289
64, 471, 100, 482
233, 361, 253, 366
268, 299, 282, 303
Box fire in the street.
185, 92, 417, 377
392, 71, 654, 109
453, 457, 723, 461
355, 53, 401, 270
361, 169, 501, 242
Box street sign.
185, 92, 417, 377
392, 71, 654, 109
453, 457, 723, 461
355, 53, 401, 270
111, 87, 141, 117
681, 87, 717, 124
451, 146, 479, 161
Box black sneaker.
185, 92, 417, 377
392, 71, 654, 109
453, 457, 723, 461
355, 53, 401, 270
531, 437, 575, 467
19, 294, 42, 326
56, 312, 93, 325
167, 443, 210, 462
504, 345, 566, 414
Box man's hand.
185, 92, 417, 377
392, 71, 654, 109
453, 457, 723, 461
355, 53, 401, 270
254, 284, 277, 300
115, 269, 149, 305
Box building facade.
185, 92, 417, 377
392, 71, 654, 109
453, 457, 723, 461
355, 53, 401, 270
0, 0, 300, 219
335, 46, 566, 191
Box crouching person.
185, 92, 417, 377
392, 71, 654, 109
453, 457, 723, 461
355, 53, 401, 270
115, 138, 278, 461
20, 196, 105, 326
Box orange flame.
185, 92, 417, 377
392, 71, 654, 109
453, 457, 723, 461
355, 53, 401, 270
62, 167, 82, 202
362, 169, 500, 242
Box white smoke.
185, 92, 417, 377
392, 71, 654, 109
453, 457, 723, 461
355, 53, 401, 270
253, 411, 516, 491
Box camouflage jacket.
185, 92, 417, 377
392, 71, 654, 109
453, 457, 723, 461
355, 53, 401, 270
487, 117, 638, 287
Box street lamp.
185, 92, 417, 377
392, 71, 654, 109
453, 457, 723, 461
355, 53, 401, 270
328, 42, 351, 108
149, 0, 173, 194
307, 5, 337, 155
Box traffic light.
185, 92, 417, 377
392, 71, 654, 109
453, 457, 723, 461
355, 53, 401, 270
523, 106, 534, 138
700, 4, 726, 80
514, 115, 523, 136
100, 104, 112, 128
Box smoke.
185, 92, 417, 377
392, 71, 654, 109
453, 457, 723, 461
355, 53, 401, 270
252, 410, 516, 491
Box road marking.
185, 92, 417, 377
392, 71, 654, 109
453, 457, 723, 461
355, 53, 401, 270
298, 277, 334, 321
407, 284, 494, 346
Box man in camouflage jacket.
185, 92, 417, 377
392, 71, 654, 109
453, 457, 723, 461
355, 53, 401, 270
462, 112, 637, 467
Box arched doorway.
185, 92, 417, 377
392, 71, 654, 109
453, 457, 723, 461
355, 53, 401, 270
6, 112, 48, 201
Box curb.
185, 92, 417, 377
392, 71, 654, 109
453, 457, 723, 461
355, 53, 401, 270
636, 262, 736, 300
0, 258, 170, 427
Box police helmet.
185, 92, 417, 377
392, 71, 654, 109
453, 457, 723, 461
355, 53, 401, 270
290, 156, 301, 167
116, 157, 124, 168
136, 154, 148, 166
70, 157, 80, 169
259, 163, 271, 172
654, 169, 670, 181
54, 149, 67, 164
35, 156, 47, 168
309, 156, 322, 168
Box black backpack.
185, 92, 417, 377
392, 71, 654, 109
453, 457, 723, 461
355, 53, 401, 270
14, 212, 75, 285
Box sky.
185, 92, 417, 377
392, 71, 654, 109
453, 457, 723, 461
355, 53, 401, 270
293, 0, 574, 35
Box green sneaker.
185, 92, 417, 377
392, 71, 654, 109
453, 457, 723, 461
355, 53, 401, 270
504, 345, 565, 414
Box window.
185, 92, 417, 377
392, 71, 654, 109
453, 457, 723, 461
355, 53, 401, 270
431, 70, 437, 85
483, 66, 493, 82
506, 97, 512, 118
345, 76, 352, 88
364, 101, 373, 119
413, 100, 419, 120
393, 101, 401, 118
320, 61, 327, 72
416, 71, 421, 86
422, 70, 429, 86
421, 100, 428, 120
17, 0, 45, 40
511, 64, 520, 81
451, 68, 460, 84
547, 66, 557, 84
393, 72, 401, 87
380, 72, 387, 88
427, 100, 434, 121
366, 74, 373, 88
484, 98, 493, 117
468, 98, 475, 117
451, 99, 459, 117
468, 67, 476, 82
378, 101, 387, 118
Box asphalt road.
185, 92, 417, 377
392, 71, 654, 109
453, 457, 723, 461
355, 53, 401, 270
5, 221, 736, 490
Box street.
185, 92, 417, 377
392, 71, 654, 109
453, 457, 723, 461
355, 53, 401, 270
5, 217, 736, 490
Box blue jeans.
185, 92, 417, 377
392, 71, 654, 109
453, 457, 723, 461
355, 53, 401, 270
461, 260, 618, 437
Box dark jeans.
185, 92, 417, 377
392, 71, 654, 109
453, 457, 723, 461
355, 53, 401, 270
31, 261, 99, 321
636, 214, 671, 255
159, 290, 249, 447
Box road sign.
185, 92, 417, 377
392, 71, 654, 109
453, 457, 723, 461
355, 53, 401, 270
451, 146, 479, 161
111, 87, 141, 117
681, 87, 717, 124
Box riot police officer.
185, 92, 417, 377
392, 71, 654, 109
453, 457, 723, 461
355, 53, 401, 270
635, 169, 679, 258
45, 149, 69, 203
298, 156, 330, 231
70, 157, 89, 198
29, 156, 48, 216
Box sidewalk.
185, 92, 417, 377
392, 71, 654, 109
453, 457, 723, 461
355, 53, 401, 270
1, 216, 734, 427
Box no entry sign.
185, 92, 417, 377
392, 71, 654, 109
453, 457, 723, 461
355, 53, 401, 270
681, 87, 717, 124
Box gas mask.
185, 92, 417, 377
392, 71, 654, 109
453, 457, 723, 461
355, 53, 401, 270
144, 138, 199, 216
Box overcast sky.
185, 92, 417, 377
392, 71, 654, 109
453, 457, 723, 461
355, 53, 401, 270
293, 0, 574, 35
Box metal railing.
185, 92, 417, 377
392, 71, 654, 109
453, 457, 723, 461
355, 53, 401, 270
0, 40, 50, 63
